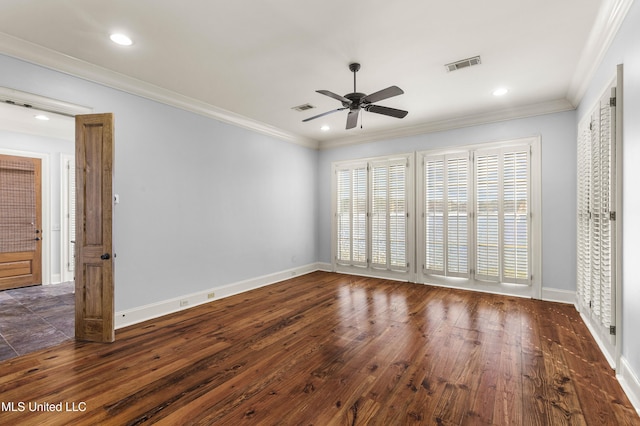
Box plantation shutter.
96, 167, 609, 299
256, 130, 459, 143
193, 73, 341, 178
336, 164, 367, 266
446, 156, 469, 276
576, 120, 592, 308
423, 154, 469, 277
475, 150, 500, 282
502, 149, 530, 283
588, 89, 615, 328
475, 147, 530, 284
371, 159, 408, 271
424, 156, 445, 273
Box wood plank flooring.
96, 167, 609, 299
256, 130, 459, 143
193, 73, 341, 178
0, 272, 637, 425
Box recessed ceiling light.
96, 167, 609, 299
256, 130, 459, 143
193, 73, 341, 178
493, 87, 508, 97
321, 125, 330, 131
110, 33, 133, 46
34, 114, 50, 121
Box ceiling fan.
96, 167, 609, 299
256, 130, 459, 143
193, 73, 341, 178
303, 63, 408, 129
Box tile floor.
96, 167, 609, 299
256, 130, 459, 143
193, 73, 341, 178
0, 282, 74, 361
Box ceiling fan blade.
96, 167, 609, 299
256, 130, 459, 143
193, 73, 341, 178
362, 86, 404, 104
346, 109, 360, 129
317, 90, 352, 104
302, 107, 347, 122
366, 104, 408, 119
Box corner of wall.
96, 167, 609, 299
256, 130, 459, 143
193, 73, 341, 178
618, 355, 640, 415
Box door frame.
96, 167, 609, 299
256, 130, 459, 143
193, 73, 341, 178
61, 153, 75, 283
0, 148, 51, 284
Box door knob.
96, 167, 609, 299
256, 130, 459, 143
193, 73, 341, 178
101, 253, 111, 260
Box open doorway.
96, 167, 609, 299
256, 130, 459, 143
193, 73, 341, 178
0, 100, 76, 360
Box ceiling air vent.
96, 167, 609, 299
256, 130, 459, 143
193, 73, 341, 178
291, 103, 315, 112
445, 56, 481, 72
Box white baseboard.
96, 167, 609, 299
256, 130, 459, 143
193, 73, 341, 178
114, 263, 322, 329
44, 273, 62, 285
541, 287, 575, 304
618, 356, 640, 415
316, 262, 332, 272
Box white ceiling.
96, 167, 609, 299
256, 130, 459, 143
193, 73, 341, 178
0, 102, 75, 141
0, 1, 624, 148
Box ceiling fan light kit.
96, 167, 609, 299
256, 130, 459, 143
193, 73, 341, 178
303, 63, 408, 130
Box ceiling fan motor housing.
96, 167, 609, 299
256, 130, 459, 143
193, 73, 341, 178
343, 92, 366, 109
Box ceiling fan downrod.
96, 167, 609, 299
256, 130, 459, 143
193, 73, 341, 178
349, 62, 360, 93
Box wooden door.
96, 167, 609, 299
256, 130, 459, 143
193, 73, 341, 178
0, 155, 42, 290
75, 113, 115, 343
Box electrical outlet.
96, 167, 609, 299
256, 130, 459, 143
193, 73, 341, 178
180, 300, 188, 307
207, 292, 215, 299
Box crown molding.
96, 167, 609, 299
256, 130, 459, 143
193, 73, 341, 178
319, 98, 575, 150
567, 0, 634, 106
0, 32, 319, 150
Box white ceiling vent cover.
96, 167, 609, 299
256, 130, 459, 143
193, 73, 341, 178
445, 56, 482, 72
291, 103, 315, 112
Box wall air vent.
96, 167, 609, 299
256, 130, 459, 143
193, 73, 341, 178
445, 56, 482, 72
291, 103, 315, 112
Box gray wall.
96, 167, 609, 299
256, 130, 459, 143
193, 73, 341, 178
577, 0, 640, 386
0, 54, 319, 311
318, 111, 577, 292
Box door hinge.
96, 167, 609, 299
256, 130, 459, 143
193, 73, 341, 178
610, 211, 616, 221
610, 97, 617, 107
610, 325, 616, 335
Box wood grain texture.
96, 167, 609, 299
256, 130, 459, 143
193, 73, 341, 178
75, 113, 114, 343
0, 272, 637, 425
0, 155, 42, 290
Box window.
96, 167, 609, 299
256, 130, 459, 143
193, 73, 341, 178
332, 155, 413, 279
331, 138, 539, 295
420, 142, 534, 287
336, 163, 367, 266
370, 158, 408, 270
576, 80, 619, 361
423, 154, 469, 277
474, 147, 530, 284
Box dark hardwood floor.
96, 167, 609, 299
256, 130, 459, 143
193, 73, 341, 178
0, 272, 637, 425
